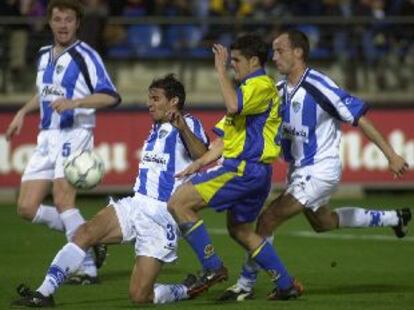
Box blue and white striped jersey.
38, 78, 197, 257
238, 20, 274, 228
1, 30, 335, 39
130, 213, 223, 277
133, 114, 209, 202
278, 68, 368, 167
36, 40, 120, 129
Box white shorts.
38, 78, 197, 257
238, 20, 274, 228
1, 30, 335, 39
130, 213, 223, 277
285, 160, 342, 211
111, 192, 179, 263
22, 128, 93, 181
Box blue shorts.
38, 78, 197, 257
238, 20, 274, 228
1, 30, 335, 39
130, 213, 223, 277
191, 159, 272, 223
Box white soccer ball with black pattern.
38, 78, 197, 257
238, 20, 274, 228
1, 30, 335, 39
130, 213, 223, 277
63, 150, 105, 190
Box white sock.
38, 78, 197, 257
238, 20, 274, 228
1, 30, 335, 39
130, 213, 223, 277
236, 235, 274, 291
32, 204, 64, 231
60, 209, 86, 241
153, 284, 188, 304
60, 209, 97, 277
335, 207, 399, 228
37, 243, 86, 297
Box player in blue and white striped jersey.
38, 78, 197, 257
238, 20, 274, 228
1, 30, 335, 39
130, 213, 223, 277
12, 74, 210, 307
219, 29, 411, 301
134, 113, 208, 202
6, 0, 120, 285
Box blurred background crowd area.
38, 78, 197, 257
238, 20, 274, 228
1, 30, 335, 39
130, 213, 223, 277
1, 0, 413, 105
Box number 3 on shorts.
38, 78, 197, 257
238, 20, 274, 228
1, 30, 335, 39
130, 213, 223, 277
62, 142, 71, 157
166, 223, 176, 241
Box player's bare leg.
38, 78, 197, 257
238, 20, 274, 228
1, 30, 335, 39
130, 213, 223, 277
305, 204, 411, 238
256, 193, 304, 236
129, 256, 162, 304
168, 183, 228, 297
304, 205, 339, 232
17, 180, 51, 220
168, 182, 206, 222
219, 193, 304, 301
222, 207, 300, 301
11, 205, 123, 307
226, 213, 262, 250
52, 178, 77, 214
74, 205, 123, 247
51, 177, 102, 282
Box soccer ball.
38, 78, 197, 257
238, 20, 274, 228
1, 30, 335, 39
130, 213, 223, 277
63, 150, 105, 190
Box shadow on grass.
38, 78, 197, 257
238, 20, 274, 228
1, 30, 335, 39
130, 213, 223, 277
99, 269, 131, 282
309, 284, 412, 295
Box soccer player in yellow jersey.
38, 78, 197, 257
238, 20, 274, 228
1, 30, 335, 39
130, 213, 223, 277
168, 34, 303, 300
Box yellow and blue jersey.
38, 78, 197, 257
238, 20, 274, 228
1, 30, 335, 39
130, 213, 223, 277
190, 69, 282, 223
212, 69, 282, 164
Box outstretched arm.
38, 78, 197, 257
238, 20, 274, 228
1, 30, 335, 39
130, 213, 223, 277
358, 116, 409, 178
6, 94, 39, 141
175, 138, 224, 179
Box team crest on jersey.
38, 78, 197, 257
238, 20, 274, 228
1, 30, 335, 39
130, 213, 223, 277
292, 101, 301, 113
224, 115, 235, 126
56, 65, 65, 74
266, 269, 281, 282
204, 244, 215, 258
344, 97, 354, 105
158, 129, 169, 139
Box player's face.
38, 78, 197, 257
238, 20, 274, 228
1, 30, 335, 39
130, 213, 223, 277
230, 50, 253, 81
147, 88, 174, 122
272, 34, 296, 75
49, 7, 79, 47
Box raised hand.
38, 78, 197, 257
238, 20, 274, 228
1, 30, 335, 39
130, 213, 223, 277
212, 43, 228, 72
168, 110, 186, 131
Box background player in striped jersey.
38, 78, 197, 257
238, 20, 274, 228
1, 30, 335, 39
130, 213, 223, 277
219, 29, 411, 301
168, 34, 303, 301
12, 74, 210, 307
5, 0, 120, 284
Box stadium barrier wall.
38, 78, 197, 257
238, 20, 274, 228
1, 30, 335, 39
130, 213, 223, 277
1, 109, 414, 190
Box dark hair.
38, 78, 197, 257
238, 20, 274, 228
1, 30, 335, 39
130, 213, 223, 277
282, 29, 310, 63
149, 74, 186, 110
230, 34, 269, 66
47, 0, 83, 21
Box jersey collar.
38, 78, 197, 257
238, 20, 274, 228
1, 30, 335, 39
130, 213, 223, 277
50, 40, 81, 64
240, 68, 266, 84
284, 67, 310, 100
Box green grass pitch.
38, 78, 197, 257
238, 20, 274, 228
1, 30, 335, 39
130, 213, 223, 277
1, 193, 413, 309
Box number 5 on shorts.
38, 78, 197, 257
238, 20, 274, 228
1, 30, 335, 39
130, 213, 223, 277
62, 142, 71, 157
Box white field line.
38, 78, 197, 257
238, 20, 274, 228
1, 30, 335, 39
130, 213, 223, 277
208, 228, 414, 242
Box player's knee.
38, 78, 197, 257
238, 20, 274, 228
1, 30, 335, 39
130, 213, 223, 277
167, 195, 187, 218
227, 224, 251, 244
310, 218, 335, 233
167, 193, 180, 213
129, 288, 152, 304
16, 199, 37, 221
256, 213, 275, 236
312, 223, 330, 233
166, 200, 176, 215
227, 224, 239, 240
310, 211, 338, 233
73, 222, 96, 249
53, 196, 71, 210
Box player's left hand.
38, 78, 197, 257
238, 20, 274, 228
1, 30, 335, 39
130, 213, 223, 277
50, 98, 77, 113
168, 110, 186, 131
389, 154, 409, 178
